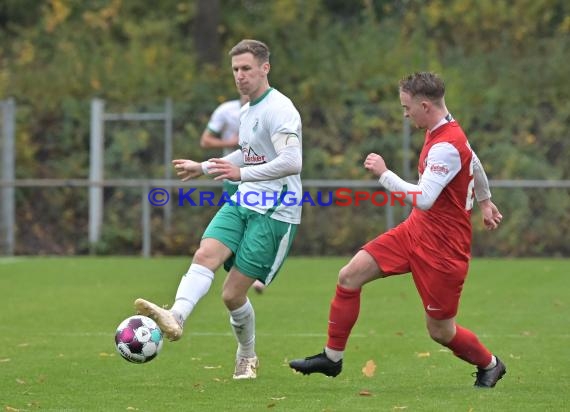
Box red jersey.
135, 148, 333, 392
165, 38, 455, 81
407, 121, 475, 260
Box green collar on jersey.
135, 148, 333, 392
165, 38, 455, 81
250, 87, 274, 106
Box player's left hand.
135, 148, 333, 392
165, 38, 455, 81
207, 158, 241, 181
364, 153, 389, 177
478, 199, 503, 230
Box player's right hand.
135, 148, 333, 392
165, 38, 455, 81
364, 153, 388, 177
172, 159, 203, 181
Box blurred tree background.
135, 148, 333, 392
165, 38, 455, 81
1, 0, 569, 256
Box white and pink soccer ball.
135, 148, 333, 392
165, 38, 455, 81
115, 315, 163, 363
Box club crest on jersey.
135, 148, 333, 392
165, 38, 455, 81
252, 118, 259, 132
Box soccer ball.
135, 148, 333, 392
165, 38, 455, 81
115, 315, 163, 363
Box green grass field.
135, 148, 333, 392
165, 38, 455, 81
0, 257, 568, 411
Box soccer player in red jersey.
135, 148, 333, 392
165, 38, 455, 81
289, 72, 506, 388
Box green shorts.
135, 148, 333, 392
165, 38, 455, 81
202, 204, 297, 285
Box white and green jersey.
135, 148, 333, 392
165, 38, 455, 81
234, 88, 302, 224
206, 99, 241, 156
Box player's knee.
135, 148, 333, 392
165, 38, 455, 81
426, 323, 454, 345
428, 329, 448, 344
192, 246, 221, 269
338, 264, 358, 288
221, 288, 239, 309
222, 291, 249, 312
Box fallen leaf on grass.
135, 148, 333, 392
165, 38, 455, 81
416, 352, 430, 358
0, 358, 10, 363
362, 360, 376, 377
126, 407, 138, 411
16, 378, 26, 385
5, 406, 20, 412
203, 365, 221, 369
359, 390, 373, 396
393, 406, 408, 410
99, 352, 114, 357
17, 343, 29, 347
270, 397, 286, 401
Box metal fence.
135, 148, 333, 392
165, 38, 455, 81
1, 177, 570, 257
2, 98, 570, 257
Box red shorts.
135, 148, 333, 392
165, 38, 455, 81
362, 221, 469, 320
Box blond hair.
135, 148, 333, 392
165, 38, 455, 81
229, 39, 270, 63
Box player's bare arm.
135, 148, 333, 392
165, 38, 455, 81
364, 153, 389, 177
172, 159, 204, 181
200, 131, 239, 149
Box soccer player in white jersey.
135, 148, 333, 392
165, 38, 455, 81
290, 72, 507, 388
199, 94, 266, 294
135, 39, 303, 379
200, 97, 244, 155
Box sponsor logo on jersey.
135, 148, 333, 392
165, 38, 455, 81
242, 147, 266, 164
429, 162, 450, 176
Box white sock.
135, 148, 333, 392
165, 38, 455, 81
171, 263, 214, 322
484, 355, 497, 370
230, 299, 256, 358
325, 347, 343, 363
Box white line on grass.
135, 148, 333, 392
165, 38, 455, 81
41, 331, 367, 338
0, 258, 24, 264
40, 332, 570, 338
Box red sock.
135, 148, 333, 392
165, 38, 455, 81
445, 324, 493, 368
326, 284, 361, 351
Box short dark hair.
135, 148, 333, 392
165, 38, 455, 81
229, 39, 270, 63
399, 72, 445, 101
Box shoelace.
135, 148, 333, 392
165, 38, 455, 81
472, 367, 491, 385
235, 358, 254, 375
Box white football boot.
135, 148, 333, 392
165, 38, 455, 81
233, 356, 259, 379
134, 298, 183, 341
